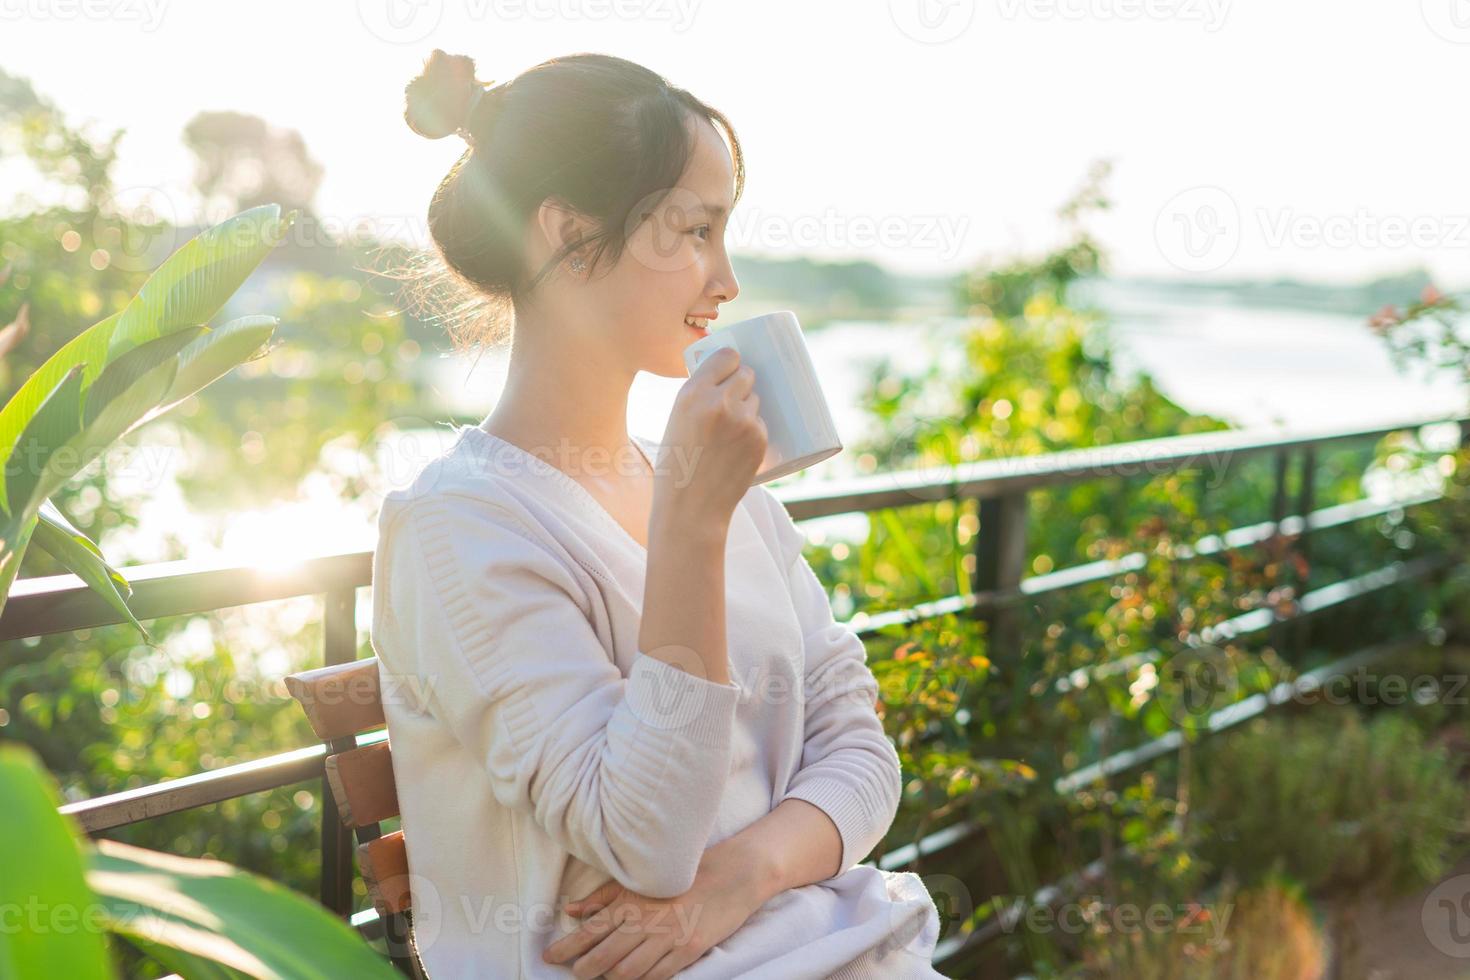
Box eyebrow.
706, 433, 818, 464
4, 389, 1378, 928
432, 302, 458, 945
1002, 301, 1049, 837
691, 201, 731, 220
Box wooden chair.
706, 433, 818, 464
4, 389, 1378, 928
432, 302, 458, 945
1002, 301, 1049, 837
285, 657, 426, 978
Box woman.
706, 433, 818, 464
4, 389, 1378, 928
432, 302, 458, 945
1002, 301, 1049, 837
371, 49, 945, 978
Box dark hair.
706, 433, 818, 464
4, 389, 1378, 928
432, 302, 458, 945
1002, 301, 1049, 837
394, 49, 745, 352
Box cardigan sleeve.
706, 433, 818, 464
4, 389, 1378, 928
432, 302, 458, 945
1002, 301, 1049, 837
373, 494, 742, 899
754, 487, 904, 881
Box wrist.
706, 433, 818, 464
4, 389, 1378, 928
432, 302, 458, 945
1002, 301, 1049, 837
649, 496, 730, 549
699, 835, 783, 911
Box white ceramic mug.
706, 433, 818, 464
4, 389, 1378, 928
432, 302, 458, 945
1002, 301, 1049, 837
682, 310, 843, 485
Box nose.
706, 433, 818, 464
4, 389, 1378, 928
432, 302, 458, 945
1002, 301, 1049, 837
710, 255, 740, 306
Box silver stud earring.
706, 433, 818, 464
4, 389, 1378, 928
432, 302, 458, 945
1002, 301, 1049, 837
569, 256, 586, 273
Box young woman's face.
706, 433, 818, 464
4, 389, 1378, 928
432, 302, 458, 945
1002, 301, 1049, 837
593, 117, 740, 379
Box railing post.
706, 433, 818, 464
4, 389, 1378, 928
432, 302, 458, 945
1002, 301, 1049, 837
320, 587, 358, 918
1290, 448, 1316, 656
1268, 450, 1292, 657
972, 491, 1028, 663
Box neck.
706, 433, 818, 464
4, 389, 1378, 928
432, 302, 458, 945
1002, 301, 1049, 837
482, 326, 637, 463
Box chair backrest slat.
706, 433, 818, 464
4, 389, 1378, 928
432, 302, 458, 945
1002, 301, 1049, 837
325, 741, 400, 827
285, 659, 385, 741
359, 831, 412, 919
285, 655, 417, 939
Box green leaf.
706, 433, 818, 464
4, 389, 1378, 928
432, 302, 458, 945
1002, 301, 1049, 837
145, 315, 278, 424
4, 364, 86, 527
87, 840, 399, 980
105, 205, 294, 364
0, 511, 39, 620
0, 312, 117, 517
0, 745, 115, 980
0, 205, 295, 515
31, 499, 150, 646
11, 356, 179, 526
122, 935, 252, 980
83, 326, 204, 429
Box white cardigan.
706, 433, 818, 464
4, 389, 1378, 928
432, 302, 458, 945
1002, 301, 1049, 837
369, 423, 944, 978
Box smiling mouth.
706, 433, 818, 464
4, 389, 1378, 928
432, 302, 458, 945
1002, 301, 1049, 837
684, 316, 710, 336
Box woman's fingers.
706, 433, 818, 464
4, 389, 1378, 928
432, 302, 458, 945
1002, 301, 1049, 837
691, 346, 740, 385
719, 363, 756, 401
567, 880, 620, 916
543, 904, 621, 964
602, 933, 671, 979
572, 917, 646, 979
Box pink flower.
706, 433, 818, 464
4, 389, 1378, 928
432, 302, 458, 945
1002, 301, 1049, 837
1422, 284, 1446, 306
1368, 305, 1401, 334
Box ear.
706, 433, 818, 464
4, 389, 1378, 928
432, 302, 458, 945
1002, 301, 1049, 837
534, 197, 597, 267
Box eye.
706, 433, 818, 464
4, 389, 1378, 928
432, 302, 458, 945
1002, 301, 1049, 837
689, 224, 711, 241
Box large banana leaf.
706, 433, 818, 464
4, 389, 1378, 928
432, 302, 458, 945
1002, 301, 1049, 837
0, 205, 296, 517
146, 314, 279, 424
0, 746, 113, 979
0, 206, 292, 636
89, 840, 400, 979
1, 743, 400, 979
15, 336, 187, 523
3, 364, 87, 531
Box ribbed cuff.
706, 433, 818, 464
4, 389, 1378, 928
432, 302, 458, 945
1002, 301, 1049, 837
624, 653, 742, 744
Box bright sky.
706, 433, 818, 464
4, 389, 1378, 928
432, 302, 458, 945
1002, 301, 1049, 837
2, 0, 1467, 285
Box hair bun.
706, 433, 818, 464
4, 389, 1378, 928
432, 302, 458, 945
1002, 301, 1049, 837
404, 49, 482, 140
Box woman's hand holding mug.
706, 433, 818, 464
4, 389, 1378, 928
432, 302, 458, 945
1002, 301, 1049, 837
655, 346, 767, 528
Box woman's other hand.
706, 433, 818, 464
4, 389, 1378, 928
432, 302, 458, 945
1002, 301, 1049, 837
656, 346, 767, 527
542, 839, 771, 979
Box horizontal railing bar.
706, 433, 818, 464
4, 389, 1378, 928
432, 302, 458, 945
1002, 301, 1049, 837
6, 417, 1459, 641
63, 728, 388, 834
779, 413, 1466, 521
863, 565, 1444, 881
59, 508, 1449, 833
0, 547, 373, 642
1054, 631, 1424, 795
873, 815, 981, 873
929, 629, 1427, 966
876, 593, 1440, 887
849, 487, 1445, 640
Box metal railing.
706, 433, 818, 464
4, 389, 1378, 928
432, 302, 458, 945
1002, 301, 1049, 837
10, 411, 1467, 971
